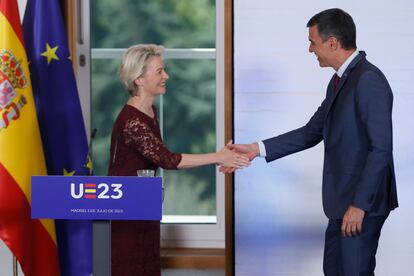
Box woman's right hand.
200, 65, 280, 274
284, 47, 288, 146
216, 146, 251, 168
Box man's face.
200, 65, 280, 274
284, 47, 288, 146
308, 25, 333, 68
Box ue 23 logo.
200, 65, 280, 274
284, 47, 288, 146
70, 183, 123, 199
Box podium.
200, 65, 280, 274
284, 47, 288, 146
31, 176, 162, 276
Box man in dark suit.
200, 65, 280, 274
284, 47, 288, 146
225, 8, 398, 275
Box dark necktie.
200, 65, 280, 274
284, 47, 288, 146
333, 74, 341, 91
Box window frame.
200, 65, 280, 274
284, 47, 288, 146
76, 0, 226, 248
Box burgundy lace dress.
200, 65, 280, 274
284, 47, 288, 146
108, 104, 181, 276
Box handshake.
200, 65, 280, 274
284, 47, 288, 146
216, 141, 260, 173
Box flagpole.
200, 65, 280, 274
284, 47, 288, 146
13, 256, 18, 276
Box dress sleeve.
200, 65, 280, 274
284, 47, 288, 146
123, 116, 182, 169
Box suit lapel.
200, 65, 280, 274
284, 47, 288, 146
324, 51, 366, 120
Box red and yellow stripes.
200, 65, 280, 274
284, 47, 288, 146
0, 1, 60, 275
0, 165, 60, 276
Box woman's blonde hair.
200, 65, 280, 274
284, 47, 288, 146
119, 44, 164, 95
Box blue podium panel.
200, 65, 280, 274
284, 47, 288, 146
31, 176, 162, 220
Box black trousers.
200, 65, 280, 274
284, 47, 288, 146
323, 215, 388, 276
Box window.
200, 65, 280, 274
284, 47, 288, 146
77, 0, 225, 247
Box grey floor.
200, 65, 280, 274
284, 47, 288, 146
162, 269, 224, 276
2, 241, 224, 276
0, 240, 22, 275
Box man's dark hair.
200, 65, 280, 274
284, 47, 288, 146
307, 8, 356, 50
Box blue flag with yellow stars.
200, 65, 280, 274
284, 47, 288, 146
23, 1, 92, 275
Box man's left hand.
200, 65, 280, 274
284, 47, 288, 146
341, 205, 365, 237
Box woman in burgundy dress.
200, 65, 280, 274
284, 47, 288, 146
108, 44, 249, 275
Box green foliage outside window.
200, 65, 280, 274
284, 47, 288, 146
91, 0, 217, 216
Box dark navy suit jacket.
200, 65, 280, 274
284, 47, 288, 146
263, 51, 398, 219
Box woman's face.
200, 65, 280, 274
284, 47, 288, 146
137, 56, 169, 96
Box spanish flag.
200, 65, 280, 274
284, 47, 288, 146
0, 1, 60, 275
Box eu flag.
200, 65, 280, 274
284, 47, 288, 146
23, 1, 92, 275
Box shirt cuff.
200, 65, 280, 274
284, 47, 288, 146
257, 141, 267, 157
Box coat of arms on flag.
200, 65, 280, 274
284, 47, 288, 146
0, 49, 27, 130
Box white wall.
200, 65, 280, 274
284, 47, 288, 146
234, 1, 414, 275
17, 0, 26, 19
